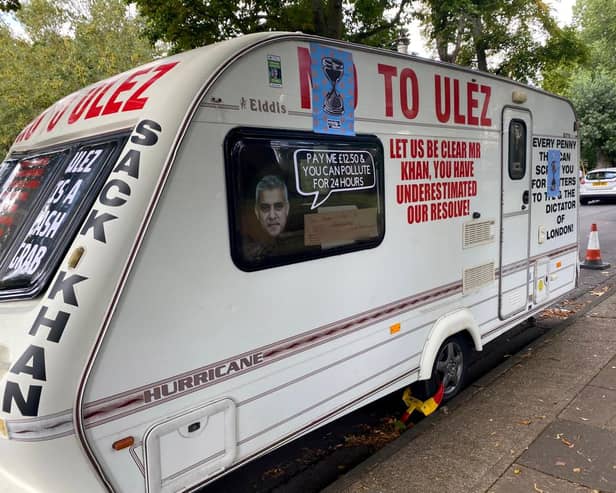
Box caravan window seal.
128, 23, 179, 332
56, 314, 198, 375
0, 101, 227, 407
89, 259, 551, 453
224, 128, 385, 272
0, 131, 130, 301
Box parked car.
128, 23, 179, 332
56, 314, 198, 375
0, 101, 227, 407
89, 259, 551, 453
580, 168, 616, 204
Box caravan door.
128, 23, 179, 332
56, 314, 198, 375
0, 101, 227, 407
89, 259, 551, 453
499, 108, 532, 318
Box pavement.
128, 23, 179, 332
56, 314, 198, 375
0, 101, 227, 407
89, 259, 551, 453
324, 283, 616, 493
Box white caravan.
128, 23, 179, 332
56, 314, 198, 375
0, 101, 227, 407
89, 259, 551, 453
0, 33, 579, 492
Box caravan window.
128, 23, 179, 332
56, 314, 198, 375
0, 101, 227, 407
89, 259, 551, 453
225, 129, 385, 271
508, 119, 527, 180
0, 134, 127, 300
0, 153, 68, 254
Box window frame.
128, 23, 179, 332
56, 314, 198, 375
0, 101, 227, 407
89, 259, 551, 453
224, 128, 386, 272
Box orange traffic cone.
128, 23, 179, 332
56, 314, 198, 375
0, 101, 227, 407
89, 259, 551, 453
581, 223, 611, 270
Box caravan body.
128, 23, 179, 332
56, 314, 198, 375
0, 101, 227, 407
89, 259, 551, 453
0, 33, 578, 492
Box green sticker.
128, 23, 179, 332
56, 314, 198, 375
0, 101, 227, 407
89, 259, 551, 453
268, 55, 282, 87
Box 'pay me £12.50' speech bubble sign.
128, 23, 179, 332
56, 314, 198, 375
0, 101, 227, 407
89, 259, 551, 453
293, 149, 375, 209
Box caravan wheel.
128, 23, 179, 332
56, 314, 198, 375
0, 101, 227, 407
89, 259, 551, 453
413, 334, 470, 402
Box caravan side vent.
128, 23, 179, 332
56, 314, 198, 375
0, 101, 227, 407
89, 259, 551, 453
463, 220, 495, 248
463, 262, 495, 294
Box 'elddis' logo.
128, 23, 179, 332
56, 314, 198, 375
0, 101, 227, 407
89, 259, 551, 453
241, 97, 286, 114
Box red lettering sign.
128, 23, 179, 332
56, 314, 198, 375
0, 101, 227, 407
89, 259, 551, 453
378, 63, 397, 117
433, 74, 492, 127
85, 81, 116, 119
69, 86, 104, 124
480, 85, 492, 126
435, 75, 450, 123
103, 68, 151, 115
47, 95, 78, 132
400, 68, 419, 119
298, 47, 312, 110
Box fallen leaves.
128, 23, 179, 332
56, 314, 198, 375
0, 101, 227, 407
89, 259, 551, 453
560, 300, 587, 311
262, 467, 285, 479
561, 437, 575, 448
555, 432, 575, 448
539, 307, 572, 319
538, 298, 591, 319
590, 285, 610, 297
342, 418, 402, 450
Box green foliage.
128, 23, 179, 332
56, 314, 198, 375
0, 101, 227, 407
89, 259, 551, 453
0, 0, 19, 12
574, 0, 616, 72
345, 0, 413, 48
417, 0, 586, 84
132, 0, 413, 53
540, 26, 588, 95
542, 0, 616, 167
71, 0, 155, 82
131, 0, 585, 82
568, 71, 616, 167
0, 0, 156, 157
136, 0, 265, 52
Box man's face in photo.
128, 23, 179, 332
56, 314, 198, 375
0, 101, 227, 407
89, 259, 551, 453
255, 187, 289, 237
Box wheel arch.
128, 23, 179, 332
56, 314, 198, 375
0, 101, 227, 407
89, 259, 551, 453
418, 308, 482, 381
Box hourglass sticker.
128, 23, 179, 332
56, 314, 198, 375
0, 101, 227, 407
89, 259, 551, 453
322, 57, 345, 114
310, 43, 355, 136
546, 149, 561, 198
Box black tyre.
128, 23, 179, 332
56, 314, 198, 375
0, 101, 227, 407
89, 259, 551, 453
412, 334, 470, 402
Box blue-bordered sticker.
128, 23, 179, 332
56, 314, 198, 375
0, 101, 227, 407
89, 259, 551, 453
310, 44, 355, 136
547, 149, 560, 198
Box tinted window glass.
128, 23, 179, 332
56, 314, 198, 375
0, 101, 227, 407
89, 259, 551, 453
587, 171, 616, 180
0, 135, 127, 299
226, 129, 385, 271
0, 153, 67, 253
508, 120, 527, 180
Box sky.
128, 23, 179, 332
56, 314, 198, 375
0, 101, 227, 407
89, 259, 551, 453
407, 0, 577, 58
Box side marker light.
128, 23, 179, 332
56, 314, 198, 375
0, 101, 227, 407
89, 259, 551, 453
0, 418, 8, 439
68, 246, 85, 269
112, 436, 135, 451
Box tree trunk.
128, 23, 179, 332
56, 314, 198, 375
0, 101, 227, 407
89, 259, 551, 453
596, 148, 610, 168
312, 0, 326, 36
436, 36, 454, 63
311, 0, 343, 39
325, 0, 343, 39
471, 16, 488, 71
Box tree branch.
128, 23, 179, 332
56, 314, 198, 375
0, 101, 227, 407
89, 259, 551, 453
349, 0, 413, 42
